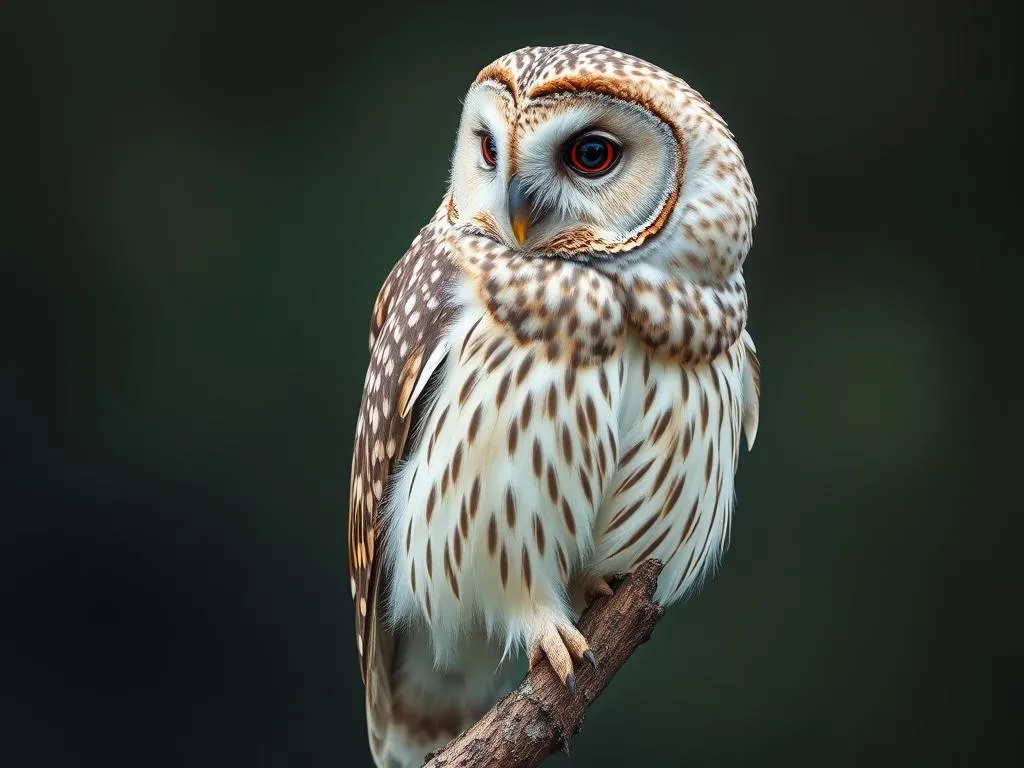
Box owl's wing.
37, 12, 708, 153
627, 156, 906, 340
347, 211, 458, 726
739, 329, 761, 449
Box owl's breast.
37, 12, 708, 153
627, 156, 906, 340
382, 245, 630, 661
588, 332, 751, 607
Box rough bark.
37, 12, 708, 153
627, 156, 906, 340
423, 559, 665, 767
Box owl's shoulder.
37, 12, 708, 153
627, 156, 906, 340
368, 205, 459, 351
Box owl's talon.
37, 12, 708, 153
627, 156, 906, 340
528, 643, 543, 670
529, 616, 593, 694
584, 576, 614, 604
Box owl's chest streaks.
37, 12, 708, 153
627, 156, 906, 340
380, 236, 752, 655
383, 261, 627, 661
590, 336, 748, 606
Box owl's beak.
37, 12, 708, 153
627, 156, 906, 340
506, 176, 531, 246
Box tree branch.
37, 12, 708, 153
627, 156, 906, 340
423, 559, 665, 768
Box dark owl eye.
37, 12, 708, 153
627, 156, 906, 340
481, 133, 498, 167
566, 134, 620, 176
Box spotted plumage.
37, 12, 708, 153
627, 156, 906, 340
347, 43, 760, 768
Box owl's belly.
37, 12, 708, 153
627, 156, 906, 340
589, 334, 749, 607
383, 308, 625, 662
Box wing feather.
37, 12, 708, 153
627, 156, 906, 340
740, 329, 761, 449
347, 208, 459, 704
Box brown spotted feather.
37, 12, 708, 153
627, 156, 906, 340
347, 207, 458, 750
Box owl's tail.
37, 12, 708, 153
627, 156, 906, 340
366, 620, 510, 768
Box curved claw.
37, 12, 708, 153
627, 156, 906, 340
528, 616, 595, 697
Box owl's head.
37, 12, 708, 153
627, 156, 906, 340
447, 44, 756, 281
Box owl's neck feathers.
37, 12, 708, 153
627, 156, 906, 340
610, 264, 748, 364
445, 209, 748, 367
448, 222, 627, 368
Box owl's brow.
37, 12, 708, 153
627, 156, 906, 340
473, 65, 519, 105
527, 75, 655, 113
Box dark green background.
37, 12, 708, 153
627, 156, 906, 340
5, 0, 1018, 765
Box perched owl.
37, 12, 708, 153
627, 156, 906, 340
347, 44, 760, 767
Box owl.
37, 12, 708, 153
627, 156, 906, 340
347, 44, 760, 767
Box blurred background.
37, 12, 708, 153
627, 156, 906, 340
4, 0, 1019, 765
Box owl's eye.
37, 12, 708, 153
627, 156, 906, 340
481, 133, 498, 168
566, 134, 620, 176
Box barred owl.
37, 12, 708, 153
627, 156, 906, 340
348, 43, 760, 768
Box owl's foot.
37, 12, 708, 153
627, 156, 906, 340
583, 576, 614, 605
527, 617, 596, 697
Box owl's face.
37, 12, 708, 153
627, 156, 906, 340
449, 79, 681, 260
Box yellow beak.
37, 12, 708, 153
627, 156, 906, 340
507, 176, 530, 246
511, 213, 529, 246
